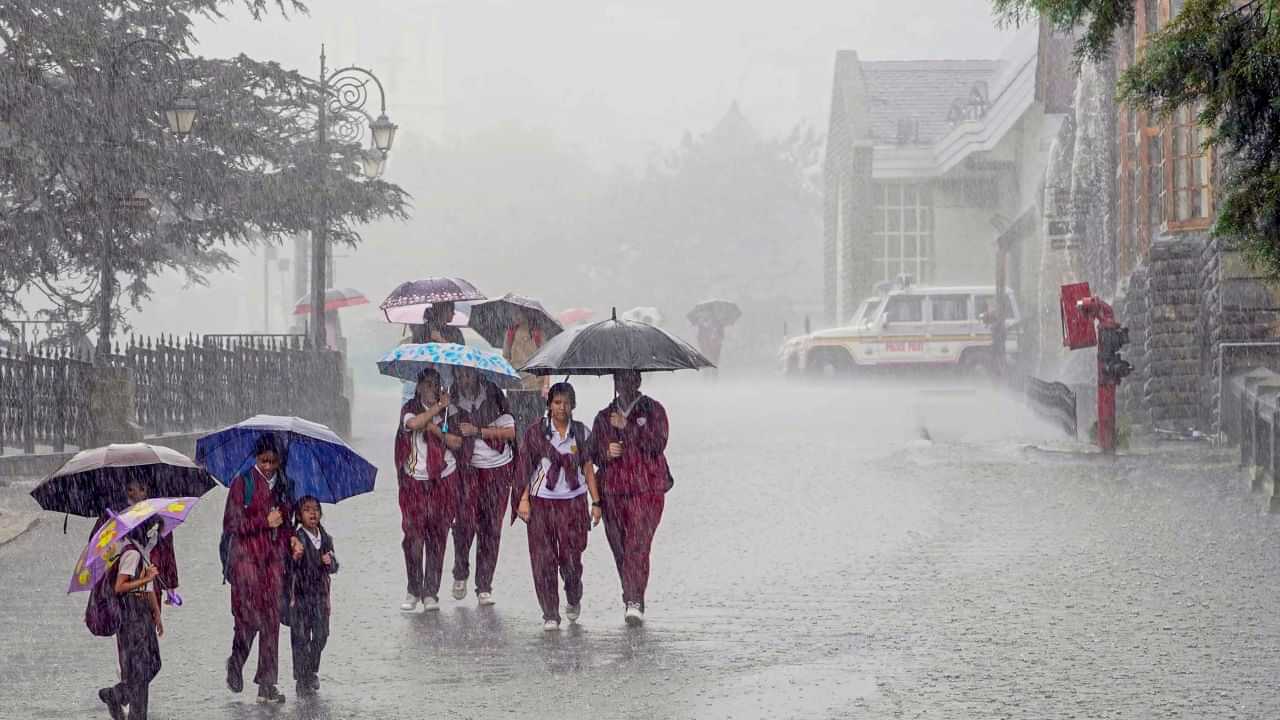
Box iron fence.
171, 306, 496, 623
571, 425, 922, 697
0, 333, 346, 455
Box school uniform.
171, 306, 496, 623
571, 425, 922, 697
451, 382, 516, 595
519, 418, 592, 622
591, 395, 668, 612
395, 399, 459, 601
104, 540, 161, 720
286, 525, 338, 686
223, 466, 293, 688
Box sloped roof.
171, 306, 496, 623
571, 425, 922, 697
859, 60, 1000, 144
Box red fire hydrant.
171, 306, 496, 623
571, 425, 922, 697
1060, 282, 1132, 454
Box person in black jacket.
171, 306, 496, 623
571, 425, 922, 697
285, 496, 338, 697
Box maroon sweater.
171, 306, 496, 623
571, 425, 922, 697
590, 395, 669, 496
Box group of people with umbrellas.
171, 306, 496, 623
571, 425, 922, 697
29, 275, 726, 717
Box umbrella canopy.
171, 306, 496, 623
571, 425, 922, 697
195, 415, 377, 504
557, 308, 595, 326
380, 278, 486, 323
687, 299, 742, 327
292, 287, 369, 316
519, 310, 715, 376
621, 306, 663, 326
378, 342, 521, 388
68, 495, 200, 594
467, 294, 563, 347
31, 443, 216, 518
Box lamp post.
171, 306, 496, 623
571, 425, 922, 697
97, 38, 198, 358
310, 45, 398, 350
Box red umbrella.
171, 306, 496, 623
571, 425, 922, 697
293, 288, 369, 315
558, 308, 594, 326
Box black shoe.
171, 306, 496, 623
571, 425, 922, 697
256, 684, 286, 704
225, 658, 243, 694
98, 687, 125, 720
309, 674, 321, 691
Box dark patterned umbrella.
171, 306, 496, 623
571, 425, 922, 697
379, 278, 486, 323
687, 299, 741, 327
31, 443, 216, 517
518, 309, 714, 376
467, 294, 564, 347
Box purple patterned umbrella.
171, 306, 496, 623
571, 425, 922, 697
379, 278, 486, 323
68, 496, 201, 596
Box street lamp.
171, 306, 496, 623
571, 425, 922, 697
165, 95, 199, 138
360, 147, 387, 180
308, 44, 399, 350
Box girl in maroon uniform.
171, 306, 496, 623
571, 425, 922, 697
396, 368, 462, 612
591, 370, 669, 626
516, 383, 602, 631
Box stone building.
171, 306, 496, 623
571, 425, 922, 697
1039, 0, 1280, 434
822, 22, 1074, 362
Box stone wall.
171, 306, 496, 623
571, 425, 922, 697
1117, 263, 1149, 421
1142, 237, 1206, 431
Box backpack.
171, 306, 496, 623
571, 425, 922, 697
85, 543, 134, 637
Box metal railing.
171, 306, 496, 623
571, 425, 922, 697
0, 334, 347, 455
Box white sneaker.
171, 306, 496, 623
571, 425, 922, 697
543, 619, 560, 632
422, 596, 440, 612
451, 580, 467, 600
477, 591, 495, 606
400, 594, 419, 612
565, 605, 581, 622
624, 603, 644, 626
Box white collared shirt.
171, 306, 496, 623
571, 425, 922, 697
533, 422, 590, 500
453, 389, 515, 469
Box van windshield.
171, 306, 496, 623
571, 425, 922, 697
848, 298, 880, 327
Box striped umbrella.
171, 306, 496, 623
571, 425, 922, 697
292, 288, 369, 315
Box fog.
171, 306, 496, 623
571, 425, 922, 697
128, 0, 1017, 373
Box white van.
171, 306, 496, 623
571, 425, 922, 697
781, 280, 1019, 376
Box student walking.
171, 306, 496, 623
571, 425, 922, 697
396, 368, 461, 612
450, 366, 517, 605
285, 496, 339, 697
98, 518, 164, 720
515, 383, 602, 631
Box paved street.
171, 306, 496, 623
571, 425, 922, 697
3, 377, 1280, 719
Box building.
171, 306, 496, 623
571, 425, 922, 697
823, 22, 1074, 363
1039, 0, 1280, 434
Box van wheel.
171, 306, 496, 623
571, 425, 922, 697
959, 349, 995, 378
806, 349, 854, 378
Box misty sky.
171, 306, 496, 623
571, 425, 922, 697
132, 0, 1018, 340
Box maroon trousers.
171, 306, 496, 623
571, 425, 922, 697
401, 475, 458, 600
228, 559, 284, 687
229, 612, 278, 687
452, 463, 513, 593
527, 494, 590, 622
602, 493, 664, 611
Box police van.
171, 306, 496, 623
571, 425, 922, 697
781, 277, 1019, 376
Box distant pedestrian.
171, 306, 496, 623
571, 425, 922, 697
285, 496, 338, 698
98, 517, 163, 720
449, 366, 517, 605
515, 382, 602, 631
396, 368, 461, 612
504, 309, 547, 393
223, 437, 292, 704
695, 320, 725, 370
591, 370, 669, 626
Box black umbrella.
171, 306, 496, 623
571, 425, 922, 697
687, 299, 741, 327
518, 308, 714, 376
379, 277, 487, 323
31, 443, 216, 517
467, 294, 564, 347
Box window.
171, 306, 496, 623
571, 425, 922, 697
884, 296, 924, 323
1167, 104, 1212, 227
929, 295, 969, 322
872, 183, 933, 283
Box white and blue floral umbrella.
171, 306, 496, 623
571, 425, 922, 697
378, 343, 521, 388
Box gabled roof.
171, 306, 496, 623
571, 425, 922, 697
829, 24, 1043, 179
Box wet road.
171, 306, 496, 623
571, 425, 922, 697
3, 377, 1280, 719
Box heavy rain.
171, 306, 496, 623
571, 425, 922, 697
3, 0, 1280, 718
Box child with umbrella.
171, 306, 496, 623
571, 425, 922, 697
196, 415, 376, 704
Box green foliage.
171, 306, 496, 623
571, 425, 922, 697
992, 0, 1280, 280
0, 0, 407, 343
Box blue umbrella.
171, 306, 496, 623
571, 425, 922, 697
378, 342, 521, 388
195, 415, 376, 504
